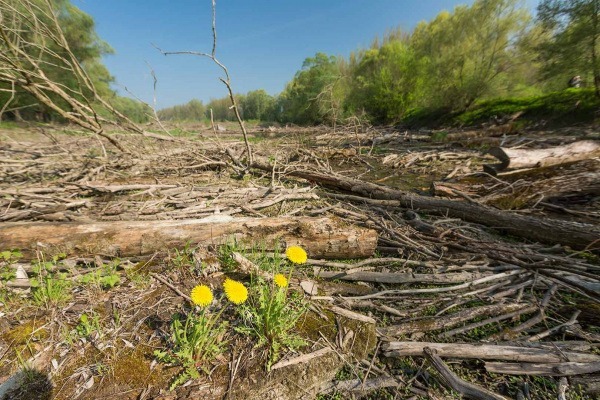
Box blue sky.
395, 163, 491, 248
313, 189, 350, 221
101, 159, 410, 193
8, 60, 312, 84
73, 0, 539, 109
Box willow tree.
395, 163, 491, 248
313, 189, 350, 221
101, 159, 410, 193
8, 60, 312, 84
278, 53, 341, 125
537, 0, 600, 95
410, 0, 530, 111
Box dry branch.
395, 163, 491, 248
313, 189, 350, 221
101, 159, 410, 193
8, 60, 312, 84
251, 160, 600, 250
155, 0, 253, 163
378, 303, 531, 337
0, 0, 174, 151
320, 376, 402, 395
424, 347, 509, 400
314, 269, 491, 285
270, 347, 334, 370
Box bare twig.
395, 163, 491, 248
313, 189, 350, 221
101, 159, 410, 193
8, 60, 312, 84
154, 0, 253, 164
424, 347, 509, 400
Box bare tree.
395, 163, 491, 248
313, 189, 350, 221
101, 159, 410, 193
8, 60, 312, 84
154, 0, 253, 164
0, 0, 174, 152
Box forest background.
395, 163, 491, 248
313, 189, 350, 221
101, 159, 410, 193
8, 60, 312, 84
1, 0, 599, 128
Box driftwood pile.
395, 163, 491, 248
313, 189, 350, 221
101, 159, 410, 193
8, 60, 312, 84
0, 125, 599, 399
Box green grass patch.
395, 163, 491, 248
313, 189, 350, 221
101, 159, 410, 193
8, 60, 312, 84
403, 88, 600, 128
455, 88, 599, 126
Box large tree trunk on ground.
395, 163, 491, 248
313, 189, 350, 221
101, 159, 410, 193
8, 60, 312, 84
0, 216, 377, 259
484, 141, 600, 174
251, 160, 600, 250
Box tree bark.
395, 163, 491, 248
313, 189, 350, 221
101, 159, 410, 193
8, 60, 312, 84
251, 160, 600, 250
0, 216, 377, 260
485, 361, 600, 376
484, 141, 600, 174
314, 269, 491, 284
382, 342, 600, 363
378, 303, 531, 336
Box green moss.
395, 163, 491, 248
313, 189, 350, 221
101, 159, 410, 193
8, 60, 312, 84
3, 320, 48, 346
111, 347, 171, 387
296, 310, 337, 343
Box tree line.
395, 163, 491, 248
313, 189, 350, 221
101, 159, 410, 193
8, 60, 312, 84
2, 0, 597, 126
160, 0, 599, 125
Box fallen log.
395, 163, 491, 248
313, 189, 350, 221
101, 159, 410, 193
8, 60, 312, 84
251, 160, 600, 250
382, 342, 600, 363
484, 140, 600, 174
0, 216, 377, 259
485, 361, 600, 376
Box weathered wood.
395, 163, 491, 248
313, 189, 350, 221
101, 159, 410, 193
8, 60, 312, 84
571, 373, 600, 396
484, 140, 600, 174
320, 376, 402, 394
382, 342, 600, 363
251, 160, 600, 250
0, 216, 377, 259
270, 347, 334, 371
424, 347, 509, 400
378, 303, 531, 337
329, 306, 376, 324
314, 269, 490, 284
480, 170, 600, 208
485, 361, 600, 376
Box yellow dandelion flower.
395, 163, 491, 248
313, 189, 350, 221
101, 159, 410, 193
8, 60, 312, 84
274, 274, 288, 288
223, 278, 248, 305
190, 284, 213, 307
286, 246, 307, 264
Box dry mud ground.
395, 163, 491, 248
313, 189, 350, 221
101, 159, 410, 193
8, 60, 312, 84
0, 123, 599, 399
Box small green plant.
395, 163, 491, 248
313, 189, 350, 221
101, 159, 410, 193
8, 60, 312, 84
237, 276, 307, 370
79, 259, 121, 289
27, 253, 71, 306
0, 250, 22, 281
430, 130, 448, 142
169, 243, 196, 270
154, 311, 227, 390
75, 312, 102, 338
32, 273, 71, 306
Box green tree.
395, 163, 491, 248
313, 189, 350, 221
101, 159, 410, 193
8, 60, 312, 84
158, 99, 206, 121
241, 90, 275, 121
206, 96, 237, 121
410, 0, 530, 111
537, 0, 600, 95
279, 53, 341, 124
347, 37, 424, 122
